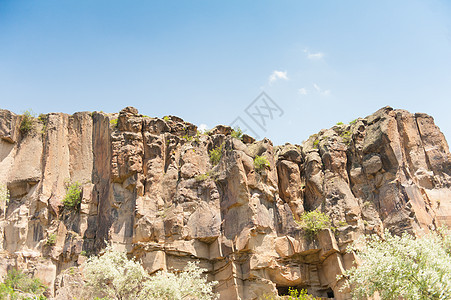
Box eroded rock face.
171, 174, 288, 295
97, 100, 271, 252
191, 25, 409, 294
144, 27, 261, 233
0, 106, 449, 299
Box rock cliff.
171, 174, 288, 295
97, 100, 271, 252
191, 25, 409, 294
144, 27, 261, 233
0, 106, 449, 299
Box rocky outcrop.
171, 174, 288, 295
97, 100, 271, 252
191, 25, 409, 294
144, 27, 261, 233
0, 106, 449, 299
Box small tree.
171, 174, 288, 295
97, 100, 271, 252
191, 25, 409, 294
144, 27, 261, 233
20, 110, 36, 134
0, 269, 47, 299
209, 143, 224, 166
254, 155, 270, 172
63, 182, 82, 209
231, 127, 243, 140
340, 228, 451, 300
298, 210, 331, 238
83, 244, 148, 299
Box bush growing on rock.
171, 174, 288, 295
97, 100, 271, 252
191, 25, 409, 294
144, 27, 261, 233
254, 155, 270, 172
297, 210, 331, 237
0, 269, 47, 299
62, 182, 82, 209
83, 244, 218, 300
209, 143, 224, 166
19, 110, 36, 134
231, 126, 243, 140
340, 228, 451, 299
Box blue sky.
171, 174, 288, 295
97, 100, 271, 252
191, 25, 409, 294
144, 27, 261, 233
1, 1, 450, 145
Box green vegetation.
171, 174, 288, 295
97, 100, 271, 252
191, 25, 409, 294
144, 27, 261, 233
349, 118, 358, 125
254, 155, 270, 172
231, 126, 243, 140
260, 288, 320, 299
46, 234, 56, 246
20, 110, 36, 135
0, 184, 9, 205
340, 130, 352, 145
209, 143, 224, 166
182, 132, 201, 143
336, 220, 349, 227
285, 288, 319, 300
63, 182, 82, 209
83, 244, 218, 299
37, 113, 48, 135
195, 173, 209, 182
340, 228, 451, 299
0, 269, 47, 299
195, 171, 217, 182
297, 210, 331, 237
313, 139, 319, 149
336, 121, 344, 125
110, 118, 118, 128
0, 184, 10, 218
163, 116, 171, 122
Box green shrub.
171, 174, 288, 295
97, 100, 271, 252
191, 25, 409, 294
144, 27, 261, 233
83, 244, 218, 299
0, 184, 9, 204
110, 118, 118, 128
313, 139, 319, 149
20, 110, 36, 134
3, 269, 47, 297
349, 118, 358, 125
182, 134, 193, 142
336, 121, 344, 125
337, 220, 349, 227
195, 173, 209, 182
38, 113, 48, 135
259, 288, 319, 299
298, 210, 331, 237
231, 127, 243, 140
340, 228, 451, 299
209, 143, 224, 166
0, 283, 15, 299
254, 155, 270, 172
163, 116, 170, 122
63, 182, 82, 209
287, 287, 320, 300
46, 234, 56, 246
340, 130, 352, 145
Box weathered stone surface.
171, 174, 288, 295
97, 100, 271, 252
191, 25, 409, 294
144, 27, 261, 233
0, 106, 449, 299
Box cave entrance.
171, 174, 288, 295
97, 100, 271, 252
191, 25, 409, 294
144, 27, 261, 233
276, 285, 290, 296
326, 288, 335, 298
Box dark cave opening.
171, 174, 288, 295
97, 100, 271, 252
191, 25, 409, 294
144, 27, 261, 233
326, 288, 335, 298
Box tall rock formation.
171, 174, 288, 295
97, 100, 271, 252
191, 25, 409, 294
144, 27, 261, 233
0, 106, 449, 299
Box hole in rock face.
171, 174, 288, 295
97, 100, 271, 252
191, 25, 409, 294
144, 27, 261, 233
276, 286, 290, 296
326, 288, 335, 298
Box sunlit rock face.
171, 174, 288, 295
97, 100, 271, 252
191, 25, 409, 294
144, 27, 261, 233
0, 106, 449, 299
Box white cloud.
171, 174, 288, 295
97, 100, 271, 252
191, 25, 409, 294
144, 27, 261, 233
269, 70, 288, 84
304, 48, 325, 60
198, 124, 209, 133
307, 52, 324, 60
313, 83, 321, 92
298, 88, 308, 95
322, 89, 331, 96
312, 83, 331, 96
